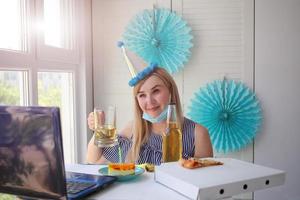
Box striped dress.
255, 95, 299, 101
102, 117, 196, 165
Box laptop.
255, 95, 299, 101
0, 106, 117, 200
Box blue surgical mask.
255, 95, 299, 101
142, 106, 168, 123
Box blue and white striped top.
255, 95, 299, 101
102, 117, 196, 165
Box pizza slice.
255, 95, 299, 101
180, 158, 223, 169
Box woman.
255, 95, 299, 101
86, 67, 213, 165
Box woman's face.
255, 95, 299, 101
136, 75, 170, 118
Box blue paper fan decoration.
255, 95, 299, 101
123, 8, 193, 73
187, 79, 262, 153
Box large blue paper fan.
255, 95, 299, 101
187, 79, 262, 153
123, 8, 193, 73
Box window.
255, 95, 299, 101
0, 0, 28, 51
38, 71, 75, 164
0, 0, 91, 165
36, 0, 78, 63
0, 70, 28, 105
43, 0, 74, 49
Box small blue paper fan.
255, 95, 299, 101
187, 79, 262, 153
123, 8, 193, 74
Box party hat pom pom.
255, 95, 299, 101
117, 41, 124, 48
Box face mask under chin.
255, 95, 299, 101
142, 106, 168, 123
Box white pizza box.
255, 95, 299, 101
154, 158, 285, 200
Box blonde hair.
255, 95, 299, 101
127, 67, 184, 163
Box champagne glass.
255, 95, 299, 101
94, 105, 117, 147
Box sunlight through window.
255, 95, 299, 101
44, 0, 73, 49
0, 0, 27, 51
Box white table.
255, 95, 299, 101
66, 164, 188, 200
66, 158, 285, 200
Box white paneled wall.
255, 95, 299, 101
174, 0, 255, 163
173, 0, 253, 108
92, 2, 254, 198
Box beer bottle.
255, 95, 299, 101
162, 103, 182, 162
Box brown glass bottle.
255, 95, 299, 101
162, 103, 182, 162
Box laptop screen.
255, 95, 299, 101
0, 106, 67, 199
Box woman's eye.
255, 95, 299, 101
153, 89, 160, 94
138, 94, 145, 98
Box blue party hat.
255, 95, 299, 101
118, 41, 158, 87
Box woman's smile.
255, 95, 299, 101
146, 106, 161, 116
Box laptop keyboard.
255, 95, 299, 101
67, 180, 96, 194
